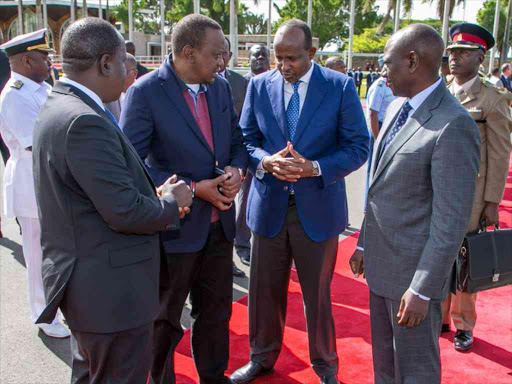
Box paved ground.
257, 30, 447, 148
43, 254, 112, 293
0, 108, 368, 384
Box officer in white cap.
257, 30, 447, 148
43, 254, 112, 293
0, 29, 69, 338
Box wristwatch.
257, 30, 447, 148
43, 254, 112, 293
312, 161, 320, 177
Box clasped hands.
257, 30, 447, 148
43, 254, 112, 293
349, 249, 429, 328
263, 142, 314, 181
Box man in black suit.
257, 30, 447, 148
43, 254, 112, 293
245, 44, 270, 80
500, 63, 512, 92
354, 66, 363, 96
33, 18, 192, 384
126, 40, 149, 78
121, 14, 248, 384
0, 48, 10, 164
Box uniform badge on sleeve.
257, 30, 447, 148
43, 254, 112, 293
11, 80, 24, 90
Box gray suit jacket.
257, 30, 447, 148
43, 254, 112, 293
225, 68, 248, 118
358, 81, 480, 301
33, 82, 180, 333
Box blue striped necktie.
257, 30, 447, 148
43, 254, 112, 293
286, 81, 301, 140
381, 101, 413, 153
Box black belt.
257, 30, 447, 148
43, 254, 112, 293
474, 119, 487, 124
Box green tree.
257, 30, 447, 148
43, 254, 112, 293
477, 0, 510, 57
273, 0, 381, 50
352, 28, 391, 53
362, 0, 414, 34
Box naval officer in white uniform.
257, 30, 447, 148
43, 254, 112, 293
0, 29, 69, 338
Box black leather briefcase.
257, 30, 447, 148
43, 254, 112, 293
457, 224, 512, 294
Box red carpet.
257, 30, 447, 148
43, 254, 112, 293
174, 157, 512, 384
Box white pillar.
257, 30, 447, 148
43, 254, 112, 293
229, 0, 237, 67
160, 0, 165, 60
307, 0, 312, 27
18, 0, 24, 35
194, 0, 200, 14
82, 0, 87, 17
128, 0, 134, 41
347, 0, 355, 69
441, 0, 450, 46
36, 0, 43, 29
71, 0, 76, 22
490, 0, 501, 72
393, 0, 400, 33
267, 0, 272, 50
43, 0, 48, 29
99, 0, 103, 19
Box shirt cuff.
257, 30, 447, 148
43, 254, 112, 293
313, 160, 322, 176
409, 287, 431, 301
356, 246, 364, 251
256, 157, 267, 180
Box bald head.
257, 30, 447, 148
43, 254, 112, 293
387, 23, 444, 75
325, 57, 346, 74
383, 23, 444, 98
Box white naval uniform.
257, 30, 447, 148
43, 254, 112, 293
0, 72, 58, 324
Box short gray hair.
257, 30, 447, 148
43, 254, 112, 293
61, 18, 123, 73
125, 53, 137, 70
171, 14, 222, 56
325, 57, 346, 69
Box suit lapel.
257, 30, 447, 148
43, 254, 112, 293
158, 60, 214, 156
206, 82, 221, 157
292, 65, 328, 145
371, 82, 445, 186
53, 82, 157, 190
266, 71, 289, 142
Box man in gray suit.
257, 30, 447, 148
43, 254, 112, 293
33, 18, 192, 384
349, 24, 480, 384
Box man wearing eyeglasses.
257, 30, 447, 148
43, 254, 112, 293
105, 53, 138, 122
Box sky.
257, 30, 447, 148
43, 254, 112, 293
242, 0, 485, 24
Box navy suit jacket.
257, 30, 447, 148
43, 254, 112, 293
121, 57, 248, 254
241, 64, 369, 242
500, 74, 512, 92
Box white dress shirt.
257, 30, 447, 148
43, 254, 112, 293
0, 72, 51, 218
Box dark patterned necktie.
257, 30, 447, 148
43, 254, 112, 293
381, 101, 413, 153
286, 81, 301, 140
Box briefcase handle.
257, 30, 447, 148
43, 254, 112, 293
478, 220, 501, 282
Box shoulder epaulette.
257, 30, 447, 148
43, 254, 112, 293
482, 78, 508, 95
10, 80, 23, 90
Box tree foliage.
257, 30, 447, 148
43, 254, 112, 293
477, 0, 510, 56
273, 0, 381, 50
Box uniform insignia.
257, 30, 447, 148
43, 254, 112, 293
468, 108, 482, 113
10, 80, 24, 90
482, 79, 508, 94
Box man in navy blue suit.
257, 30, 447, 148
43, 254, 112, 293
500, 63, 512, 92
230, 19, 369, 384
120, 14, 248, 384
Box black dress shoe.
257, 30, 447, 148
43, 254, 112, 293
454, 330, 473, 352
232, 263, 246, 277
320, 375, 340, 384
230, 361, 273, 383
441, 323, 451, 333
240, 254, 251, 266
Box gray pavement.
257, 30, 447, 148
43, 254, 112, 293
0, 111, 368, 383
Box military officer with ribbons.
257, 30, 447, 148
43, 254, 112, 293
443, 23, 512, 352
0, 29, 70, 338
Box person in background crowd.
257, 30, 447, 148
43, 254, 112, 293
354, 67, 363, 96
500, 63, 512, 92
346, 67, 354, 78
443, 22, 512, 353
125, 40, 149, 79
489, 67, 504, 88
440, 56, 451, 81
365, 70, 374, 98
45, 65, 59, 86
324, 57, 347, 74
235, 43, 271, 268
231, 19, 369, 384
0, 29, 70, 339
0, 46, 9, 237
121, 14, 248, 384
245, 44, 271, 80
105, 53, 138, 122
218, 36, 249, 277
33, 18, 191, 384
350, 23, 480, 384
364, 54, 396, 207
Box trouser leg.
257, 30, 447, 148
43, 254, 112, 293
249, 223, 292, 369
449, 291, 477, 331
289, 202, 339, 377
234, 172, 252, 258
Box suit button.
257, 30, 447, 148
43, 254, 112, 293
283, 186, 289, 191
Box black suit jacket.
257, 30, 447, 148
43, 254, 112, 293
225, 68, 248, 118
121, 58, 248, 254
0, 50, 10, 93
33, 82, 180, 333
136, 62, 149, 78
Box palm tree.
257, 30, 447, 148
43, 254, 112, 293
422, 0, 463, 23
83, 0, 88, 17
363, 0, 414, 34
36, 0, 43, 29
17, 0, 24, 35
